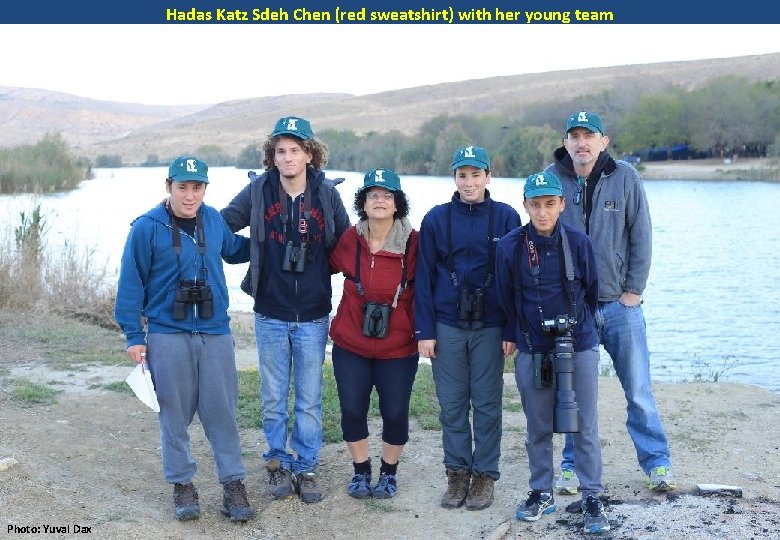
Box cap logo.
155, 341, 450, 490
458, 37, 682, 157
186, 159, 198, 173
463, 146, 476, 158
285, 118, 299, 131
534, 174, 548, 186
577, 111, 589, 123
374, 170, 385, 183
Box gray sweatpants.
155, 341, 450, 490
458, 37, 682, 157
147, 332, 246, 485
514, 347, 603, 499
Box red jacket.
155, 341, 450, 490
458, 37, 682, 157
329, 221, 419, 359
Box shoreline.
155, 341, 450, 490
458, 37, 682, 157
640, 157, 779, 181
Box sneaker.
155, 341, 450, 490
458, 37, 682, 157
371, 472, 398, 499
516, 490, 556, 522
582, 494, 610, 533
555, 468, 580, 495
295, 471, 323, 503
221, 479, 255, 522
647, 466, 677, 492
267, 459, 295, 499
173, 482, 200, 521
465, 473, 495, 511
440, 468, 471, 509
348, 472, 372, 499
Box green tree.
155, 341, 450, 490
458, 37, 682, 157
235, 144, 262, 169
617, 89, 689, 153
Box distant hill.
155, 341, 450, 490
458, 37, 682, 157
1, 53, 779, 165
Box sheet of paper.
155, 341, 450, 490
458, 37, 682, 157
125, 362, 160, 412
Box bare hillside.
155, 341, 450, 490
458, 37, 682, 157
2, 53, 779, 164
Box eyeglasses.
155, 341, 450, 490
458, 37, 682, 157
366, 191, 394, 201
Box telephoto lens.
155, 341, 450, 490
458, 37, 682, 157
552, 332, 579, 433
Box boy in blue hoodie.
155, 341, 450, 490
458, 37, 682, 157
115, 157, 253, 523
495, 171, 609, 533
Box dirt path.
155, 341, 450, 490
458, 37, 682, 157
1, 348, 780, 540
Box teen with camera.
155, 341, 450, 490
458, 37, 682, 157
495, 171, 609, 533
328, 168, 419, 500
415, 146, 521, 511
115, 156, 254, 523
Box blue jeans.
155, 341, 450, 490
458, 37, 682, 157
561, 300, 671, 475
255, 314, 329, 474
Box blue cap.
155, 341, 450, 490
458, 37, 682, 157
566, 111, 604, 134
451, 145, 490, 170
168, 156, 209, 184
524, 171, 562, 199
361, 168, 401, 192
271, 116, 313, 140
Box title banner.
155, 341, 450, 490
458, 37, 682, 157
2, 0, 779, 24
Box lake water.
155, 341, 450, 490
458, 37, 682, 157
2, 167, 779, 393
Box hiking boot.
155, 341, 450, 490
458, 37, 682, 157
440, 468, 470, 509
173, 482, 200, 521
295, 471, 323, 503
582, 494, 610, 533
555, 468, 580, 495
221, 479, 255, 522
266, 459, 295, 499
371, 472, 398, 499
348, 472, 372, 499
465, 473, 495, 511
516, 490, 556, 522
647, 466, 677, 492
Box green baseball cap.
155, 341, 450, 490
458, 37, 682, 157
362, 168, 401, 192
271, 116, 313, 140
566, 111, 604, 134
524, 171, 563, 199
168, 156, 209, 184
451, 145, 490, 170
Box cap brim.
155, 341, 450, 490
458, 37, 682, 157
171, 175, 209, 184
567, 124, 601, 134
272, 130, 310, 140
525, 188, 562, 198
452, 158, 489, 170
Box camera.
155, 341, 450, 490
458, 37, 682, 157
457, 287, 485, 330
362, 302, 391, 338
282, 241, 307, 273
172, 279, 214, 320
542, 314, 579, 434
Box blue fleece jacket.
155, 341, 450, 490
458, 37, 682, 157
495, 221, 599, 353
115, 203, 249, 347
414, 191, 521, 340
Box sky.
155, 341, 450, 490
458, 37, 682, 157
1, 24, 779, 106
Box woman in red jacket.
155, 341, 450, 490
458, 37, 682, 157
329, 168, 419, 500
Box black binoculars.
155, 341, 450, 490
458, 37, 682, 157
172, 279, 214, 320
362, 301, 391, 338
282, 241, 307, 273
457, 287, 485, 329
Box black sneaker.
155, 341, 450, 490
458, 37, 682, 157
221, 479, 255, 522
515, 490, 556, 522
173, 482, 200, 521
295, 471, 323, 503
582, 494, 610, 534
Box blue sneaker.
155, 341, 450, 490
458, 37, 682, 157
371, 472, 397, 499
582, 495, 610, 534
348, 472, 372, 499
516, 490, 556, 521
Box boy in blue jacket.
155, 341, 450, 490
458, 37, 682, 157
415, 145, 521, 511
495, 171, 609, 533
115, 156, 253, 523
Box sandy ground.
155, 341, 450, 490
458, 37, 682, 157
2, 341, 779, 540
640, 157, 777, 180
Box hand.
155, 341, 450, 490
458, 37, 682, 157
418, 339, 436, 359
620, 292, 641, 306
502, 341, 516, 357
127, 344, 148, 365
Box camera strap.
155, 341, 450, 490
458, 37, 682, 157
517, 224, 576, 352
165, 201, 208, 283
446, 197, 495, 288
345, 231, 412, 308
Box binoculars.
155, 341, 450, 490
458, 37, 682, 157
282, 241, 307, 273
362, 302, 391, 338
457, 287, 485, 330
172, 279, 214, 320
